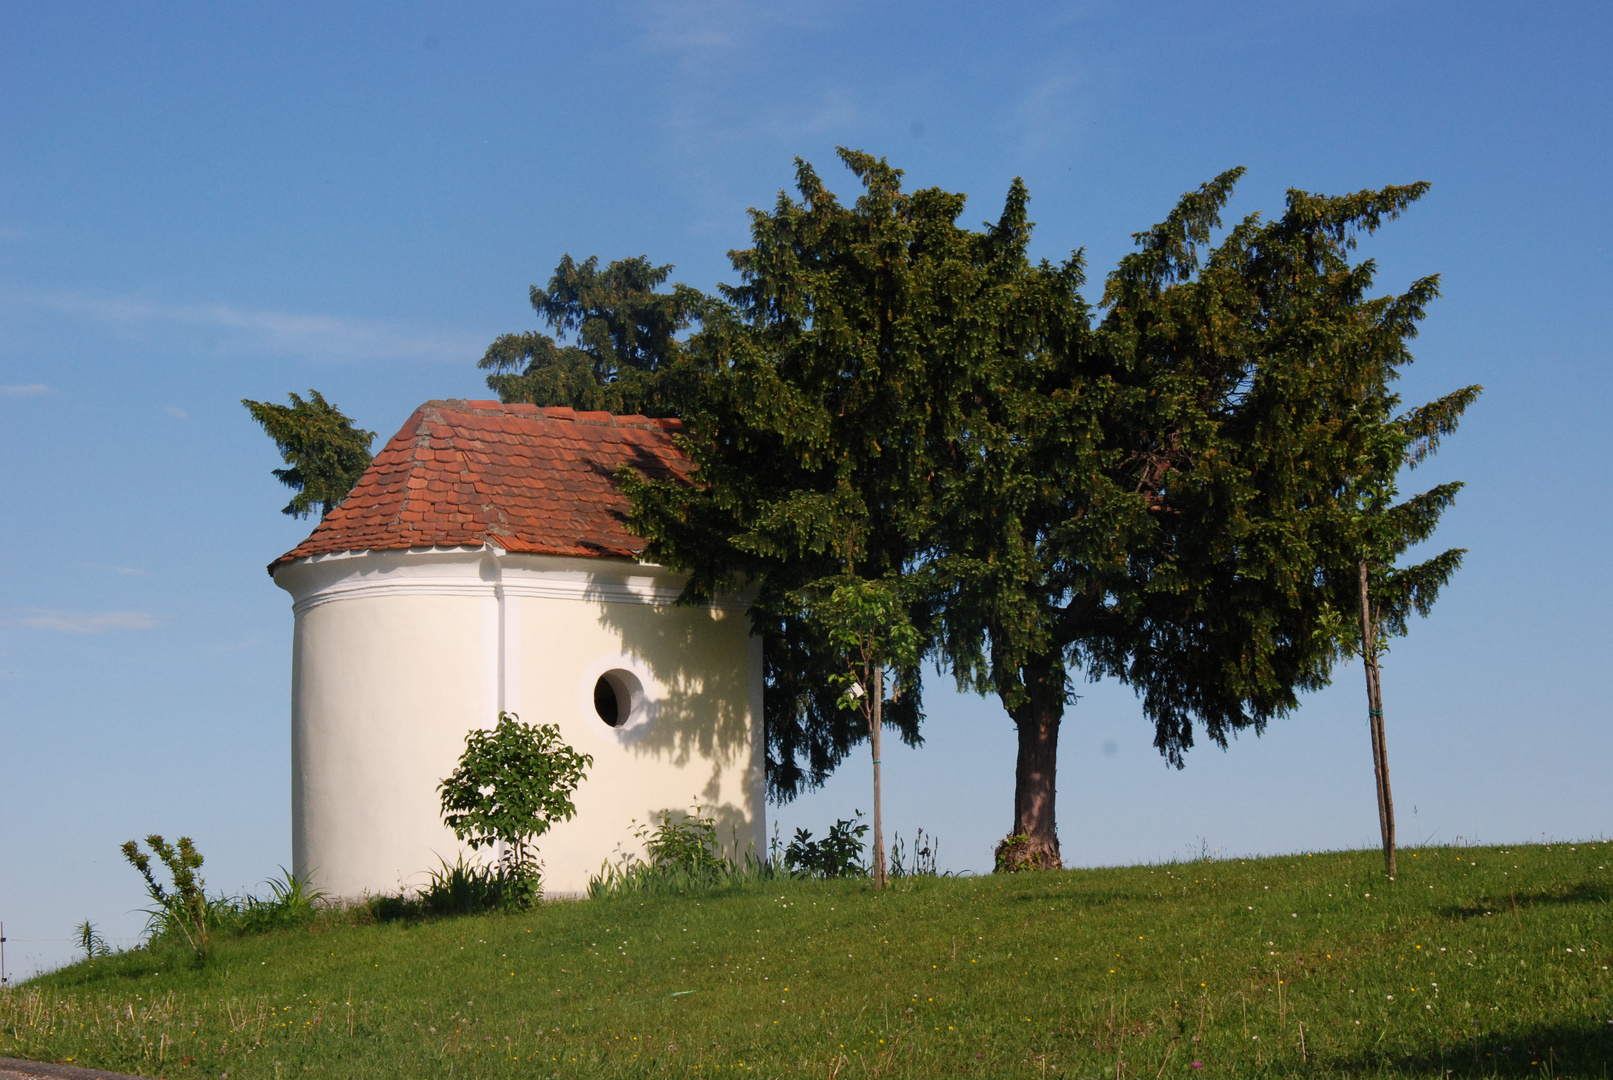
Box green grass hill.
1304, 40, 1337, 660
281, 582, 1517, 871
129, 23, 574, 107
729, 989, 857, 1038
3, 842, 1609, 1078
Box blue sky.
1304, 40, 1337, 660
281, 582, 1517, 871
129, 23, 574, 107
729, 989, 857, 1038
2, 1, 1608, 978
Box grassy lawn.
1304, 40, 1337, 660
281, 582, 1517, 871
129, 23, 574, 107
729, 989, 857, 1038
3, 842, 1609, 1078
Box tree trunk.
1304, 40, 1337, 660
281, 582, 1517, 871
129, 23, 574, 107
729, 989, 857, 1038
870, 665, 887, 888
1358, 559, 1397, 879
998, 653, 1065, 871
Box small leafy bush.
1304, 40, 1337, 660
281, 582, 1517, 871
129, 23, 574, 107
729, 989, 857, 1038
784, 815, 869, 878
642, 809, 724, 874
438, 712, 592, 910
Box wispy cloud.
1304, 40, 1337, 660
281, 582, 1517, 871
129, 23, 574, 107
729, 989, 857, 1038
165, 406, 188, 420
1012, 70, 1092, 156
633, 0, 808, 56
1, 383, 49, 395
623, 1, 879, 236
83, 562, 153, 577
13, 609, 158, 633
0, 286, 486, 365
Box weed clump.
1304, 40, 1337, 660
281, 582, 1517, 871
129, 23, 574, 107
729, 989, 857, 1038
365, 855, 537, 920
995, 831, 1062, 872
589, 808, 777, 897
121, 835, 212, 962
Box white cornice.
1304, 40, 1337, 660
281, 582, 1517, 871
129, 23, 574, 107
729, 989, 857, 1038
272, 546, 744, 614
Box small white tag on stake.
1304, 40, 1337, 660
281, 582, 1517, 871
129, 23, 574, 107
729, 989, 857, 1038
846, 682, 866, 700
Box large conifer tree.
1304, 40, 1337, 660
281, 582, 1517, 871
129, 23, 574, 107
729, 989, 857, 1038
481, 158, 1476, 876
624, 150, 1032, 801
931, 173, 1465, 868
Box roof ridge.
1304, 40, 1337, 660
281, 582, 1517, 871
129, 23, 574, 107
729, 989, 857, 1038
415, 398, 681, 430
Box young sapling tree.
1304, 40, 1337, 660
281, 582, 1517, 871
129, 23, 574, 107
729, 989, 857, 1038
1340, 382, 1481, 879
438, 712, 593, 908
800, 576, 921, 888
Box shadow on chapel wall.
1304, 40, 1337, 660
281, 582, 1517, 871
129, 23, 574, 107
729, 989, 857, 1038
577, 442, 758, 859
589, 590, 759, 861
585, 569, 752, 774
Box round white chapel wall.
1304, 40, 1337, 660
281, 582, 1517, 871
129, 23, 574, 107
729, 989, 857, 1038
274, 546, 764, 900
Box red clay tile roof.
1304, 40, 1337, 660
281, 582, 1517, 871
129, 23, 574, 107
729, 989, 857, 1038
270, 400, 687, 571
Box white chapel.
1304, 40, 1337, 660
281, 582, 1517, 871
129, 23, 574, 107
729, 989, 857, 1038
269, 399, 764, 899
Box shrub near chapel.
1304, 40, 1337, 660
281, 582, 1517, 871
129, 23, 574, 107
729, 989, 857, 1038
438, 711, 592, 909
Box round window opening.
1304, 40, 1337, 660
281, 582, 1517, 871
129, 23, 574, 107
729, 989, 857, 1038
591, 669, 644, 729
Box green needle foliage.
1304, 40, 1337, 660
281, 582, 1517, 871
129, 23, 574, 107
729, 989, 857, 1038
933, 171, 1466, 870
478, 247, 920, 802
438, 712, 593, 909
627, 149, 1034, 801
921, 180, 1115, 873
478, 254, 701, 417
241, 389, 376, 519
472, 155, 1477, 877
121, 835, 211, 963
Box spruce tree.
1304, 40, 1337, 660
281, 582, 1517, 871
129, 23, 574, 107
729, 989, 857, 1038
624, 150, 1031, 800
479, 254, 700, 417
242, 389, 375, 519
933, 172, 1466, 868
481, 158, 1476, 878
